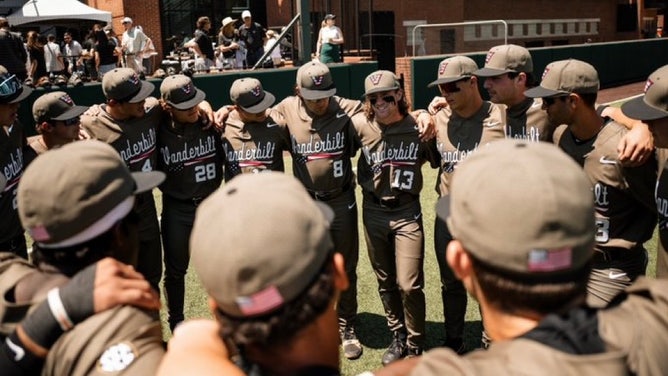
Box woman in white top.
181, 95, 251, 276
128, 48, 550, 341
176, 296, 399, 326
316, 14, 343, 63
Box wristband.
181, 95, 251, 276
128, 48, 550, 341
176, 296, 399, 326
0, 331, 45, 375
21, 290, 65, 349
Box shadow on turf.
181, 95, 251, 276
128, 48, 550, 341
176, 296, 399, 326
355, 312, 483, 351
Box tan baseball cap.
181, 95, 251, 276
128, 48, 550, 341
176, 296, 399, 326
364, 70, 400, 96
524, 59, 599, 98
428, 56, 478, 87
229, 77, 275, 113
160, 74, 206, 110
190, 172, 335, 318
102, 68, 155, 103
296, 61, 337, 100
221, 17, 236, 28
622, 64, 668, 120
436, 139, 595, 276
18, 140, 165, 248
474, 44, 533, 77
32, 91, 88, 123
0, 65, 32, 104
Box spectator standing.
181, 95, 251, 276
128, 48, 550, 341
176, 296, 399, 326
62, 32, 83, 75
263, 30, 283, 68
43, 34, 65, 78
317, 14, 344, 63
26, 31, 47, 86
237, 10, 265, 68
120, 17, 148, 74
0, 17, 28, 81
184, 17, 215, 72
217, 17, 240, 69
93, 23, 118, 78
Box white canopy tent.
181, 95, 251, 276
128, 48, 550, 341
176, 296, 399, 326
7, 0, 112, 26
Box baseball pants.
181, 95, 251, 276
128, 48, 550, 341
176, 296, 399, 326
161, 195, 198, 330
135, 192, 163, 294
587, 247, 648, 308
315, 189, 359, 331
434, 216, 467, 342
362, 197, 425, 350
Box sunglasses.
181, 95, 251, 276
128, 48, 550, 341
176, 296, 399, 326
62, 116, 81, 126
368, 95, 395, 106
0, 74, 21, 98
438, 78, 470, 94
543, 95, 569, 106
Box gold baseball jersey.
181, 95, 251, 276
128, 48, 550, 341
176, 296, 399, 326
654, 148, 668, 278
434, 101, 505, 196
221, 110, 290, 181
271, 96, 362, 193
505, 97, 553, 142
352, 113, 437, 198
555, 121, 657, 253
42, 306, 164, 376
410, 278, 668, 375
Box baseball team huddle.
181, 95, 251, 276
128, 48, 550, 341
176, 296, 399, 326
0, 42, 667, 375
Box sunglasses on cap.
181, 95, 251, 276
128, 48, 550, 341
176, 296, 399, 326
543, 95, 569, 106
438, 78, 470, 94
0, 74, 22, 98
368, 95, 396, 106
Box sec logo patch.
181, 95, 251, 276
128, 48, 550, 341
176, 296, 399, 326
97, 342, 137, 372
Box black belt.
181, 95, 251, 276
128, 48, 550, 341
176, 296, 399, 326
308, 181, 353, 201
592, 248, 628, 263
165, 194, 206, 206
365, 192, 418, 209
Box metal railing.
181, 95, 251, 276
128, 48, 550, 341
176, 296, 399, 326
252, 12, 301, 70
411, 20, 508, 56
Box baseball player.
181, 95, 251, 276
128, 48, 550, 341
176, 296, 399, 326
158, 172, 347, 375
525, 59, 657, 307
621, 64, 668, 278
222, 77, 290, 181
269, 61, 365, 359
80, 68, 163, 292
0, 65, 32, 259
26, 91, 87, 157
0, 140, 165, 375
157, 74, 223, 331
428, 56, 505, 353
81, 67, 215, 292
351, 70, 438, 364
472, 44, 552, 142
378, 139, 668, 376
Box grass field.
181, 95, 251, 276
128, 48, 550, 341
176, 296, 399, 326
156, 155, 659, 376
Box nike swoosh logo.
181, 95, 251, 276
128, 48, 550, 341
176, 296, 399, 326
413, 213, 422, 221
599, 156, 617, 165
267, 123, 278, 128
5, 336, 25, 361
608, 271, 627, 280
336, 112, 346, 119
483, 121, 500, 128
347, 202, 356, 210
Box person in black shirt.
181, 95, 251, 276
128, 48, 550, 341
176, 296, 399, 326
237, 10, 265, 68
185, 17, 215, 73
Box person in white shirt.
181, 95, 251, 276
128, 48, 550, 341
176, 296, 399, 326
44, 34, 65, 76
63, 32, 83, 75
120, 17, 148, 74
316, 14, 344, 63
